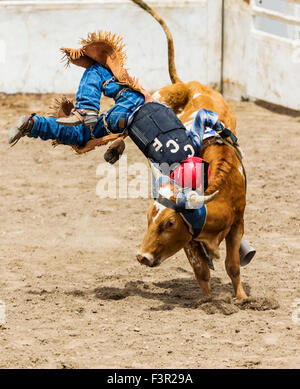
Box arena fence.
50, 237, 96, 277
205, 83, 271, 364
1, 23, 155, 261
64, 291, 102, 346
223, 0, 300, 110
0, 0, 299, 110
247, 0, 300, 109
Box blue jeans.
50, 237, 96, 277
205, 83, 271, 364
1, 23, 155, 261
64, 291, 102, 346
29, 63, 145, 146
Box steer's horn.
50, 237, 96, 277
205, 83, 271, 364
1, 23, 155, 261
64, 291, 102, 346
148, 159, 163, 181
187, 190, 219, 208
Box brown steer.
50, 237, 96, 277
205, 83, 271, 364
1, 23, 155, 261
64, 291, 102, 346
132, 0, 247, 299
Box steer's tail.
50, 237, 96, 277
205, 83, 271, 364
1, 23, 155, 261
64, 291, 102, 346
130, 0, 182, 84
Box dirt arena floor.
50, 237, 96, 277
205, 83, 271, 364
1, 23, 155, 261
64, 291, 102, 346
0, 93, 299, 369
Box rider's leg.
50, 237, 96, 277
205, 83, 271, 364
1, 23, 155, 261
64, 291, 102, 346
29, 116, 92, 146
8, 114, 108, 147
104, 89, 145, 132
56, 63, 116, 127
8, 78, 145, 147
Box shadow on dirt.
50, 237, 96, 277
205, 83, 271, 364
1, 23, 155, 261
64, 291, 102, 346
91, 277, 237, 307
32, 275, 279, 315
255, 99, 300, 118
89, 278, 278, 314
58, 277, 271, 314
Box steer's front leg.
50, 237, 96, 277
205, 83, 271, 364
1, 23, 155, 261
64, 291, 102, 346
184, 241, 211, 298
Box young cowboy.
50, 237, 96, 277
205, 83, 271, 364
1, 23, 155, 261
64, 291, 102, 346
8, 31, 231, 181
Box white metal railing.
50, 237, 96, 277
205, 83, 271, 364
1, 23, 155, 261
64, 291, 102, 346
0, 0, 204, 8
251, 0, 300, 27
246, 0, 300, 110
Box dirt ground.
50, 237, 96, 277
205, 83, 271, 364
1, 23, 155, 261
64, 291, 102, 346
0, 93, 299, 369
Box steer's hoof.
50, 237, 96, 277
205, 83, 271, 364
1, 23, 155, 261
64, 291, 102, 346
104, 148, 120, 164
104, 140, 125, 164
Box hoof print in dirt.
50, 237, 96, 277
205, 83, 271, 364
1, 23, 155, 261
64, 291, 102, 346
198, 296, 240, 316
197, 296, 279, 315
234, 297, 280, 311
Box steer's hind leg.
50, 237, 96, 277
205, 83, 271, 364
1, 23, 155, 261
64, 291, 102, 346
225, 222, 247, 299
184, 242, 211, 298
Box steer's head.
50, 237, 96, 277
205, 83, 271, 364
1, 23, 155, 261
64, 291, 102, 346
136, 162, 218, 267
137, 188, 191, 267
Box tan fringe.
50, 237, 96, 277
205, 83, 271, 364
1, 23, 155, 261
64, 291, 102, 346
61, 30, 126, 68
60, 30, 144, 93
60, 47, 85, 67
46, 95, 75, 150
80, 30, 127, 68
52, 140, 60, 148
71, 132, 126, 154
46, 95, 74, 118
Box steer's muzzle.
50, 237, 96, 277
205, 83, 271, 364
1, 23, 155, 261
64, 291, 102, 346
136, 253, 159, 267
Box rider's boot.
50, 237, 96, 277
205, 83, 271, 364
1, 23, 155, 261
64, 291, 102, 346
8, 113, 36, 146
56, 108, 98, 127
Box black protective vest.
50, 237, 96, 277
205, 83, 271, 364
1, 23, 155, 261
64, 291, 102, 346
128, 102, 195, 166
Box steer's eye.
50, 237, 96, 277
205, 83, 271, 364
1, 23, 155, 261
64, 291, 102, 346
165, 219, 175, 229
